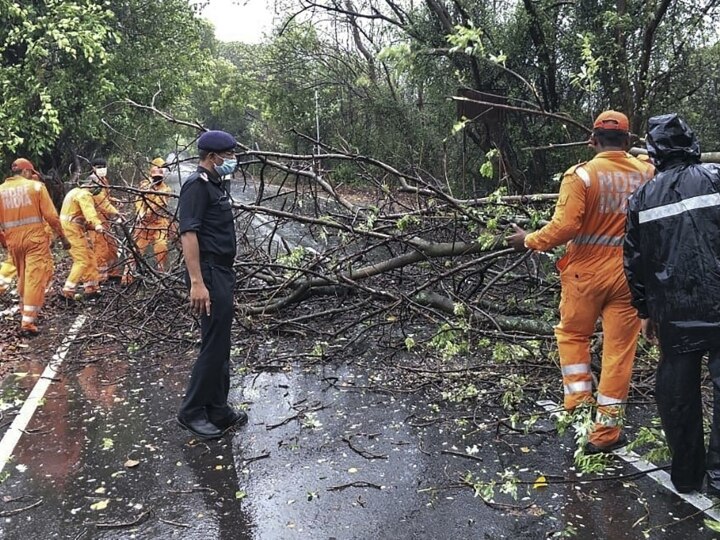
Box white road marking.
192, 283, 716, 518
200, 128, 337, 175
0, 314, 87, 475
537, 399, 720, 521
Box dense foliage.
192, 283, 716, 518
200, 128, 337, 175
2, 0, 720, 190
0, 0, 211, 175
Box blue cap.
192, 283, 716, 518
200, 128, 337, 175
197, 130, 236, 152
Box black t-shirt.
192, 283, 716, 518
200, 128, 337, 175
178, 166, 236, 257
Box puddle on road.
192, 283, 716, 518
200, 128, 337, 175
236, 364, 563, 538
0, 352, 251, 539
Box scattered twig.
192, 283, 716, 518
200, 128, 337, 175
405, 414, 440, 428
168, 487, 218, 496
186, 440, 211, 456
440, 449, 484, 462
342, 435, 388, 460
0, 498, 43, 517
92, 509, 152, 529
266, 402, 326, 430
21, 426, 53, 436
158, 517, 192, 528
243, 451, 271, 465
327, 481, 383, 492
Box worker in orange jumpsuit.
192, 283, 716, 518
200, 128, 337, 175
153, 157, 181, 249
0, 172, 53, 294
60, 175, 105, 299
0, 158, 68, 335
0, 252, 17, 294
149, 156, 180, 259
507, 111, 655, 453
122, 165, 172, 284
89, 158, 122, 282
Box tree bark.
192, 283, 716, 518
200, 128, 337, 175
633, 0, 672, 133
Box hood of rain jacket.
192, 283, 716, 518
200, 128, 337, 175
624, 113, 720, 353
646, 113, 701, 171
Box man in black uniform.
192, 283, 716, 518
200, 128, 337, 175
177, 130, 247, 439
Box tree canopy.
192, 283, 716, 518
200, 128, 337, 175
0, 0, 210, 173
1, 0, 720, 187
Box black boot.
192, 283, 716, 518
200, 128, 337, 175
207, 405, 248, 432
177, 409, 223, 440
706, 470, 720, 497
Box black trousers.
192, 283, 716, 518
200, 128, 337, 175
655, 346, 720, 491
179, 262, 235, 420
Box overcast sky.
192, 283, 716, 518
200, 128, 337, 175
201, 0, 275, 43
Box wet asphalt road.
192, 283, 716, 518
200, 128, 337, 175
0, 321, 718, 539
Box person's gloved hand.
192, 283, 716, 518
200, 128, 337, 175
95, 224, 104, 233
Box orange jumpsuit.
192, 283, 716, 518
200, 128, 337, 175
92, 180, 120, 281
2, 226, 55, 295
0, 253, 17, 293
124, 179, 172, 281
0, 175, 63, 333
525, 151, 655, 447
60, 187, 103, 297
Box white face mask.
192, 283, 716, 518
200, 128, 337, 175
95, 167, 107, 178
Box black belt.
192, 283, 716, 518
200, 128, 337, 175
200, 252, 234, 267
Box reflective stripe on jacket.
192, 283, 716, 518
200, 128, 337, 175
0, 176, 63, 241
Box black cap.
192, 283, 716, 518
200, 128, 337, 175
197, 130, 236, 152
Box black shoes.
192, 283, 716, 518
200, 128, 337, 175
177, 413, 223, 440
208, 407, 248, 432
178, 407, 248, 439
584, 434, 629, 455
706, 472, 720, 498
675, 483, 703, 494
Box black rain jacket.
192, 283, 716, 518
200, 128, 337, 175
624, 113, 720, 354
